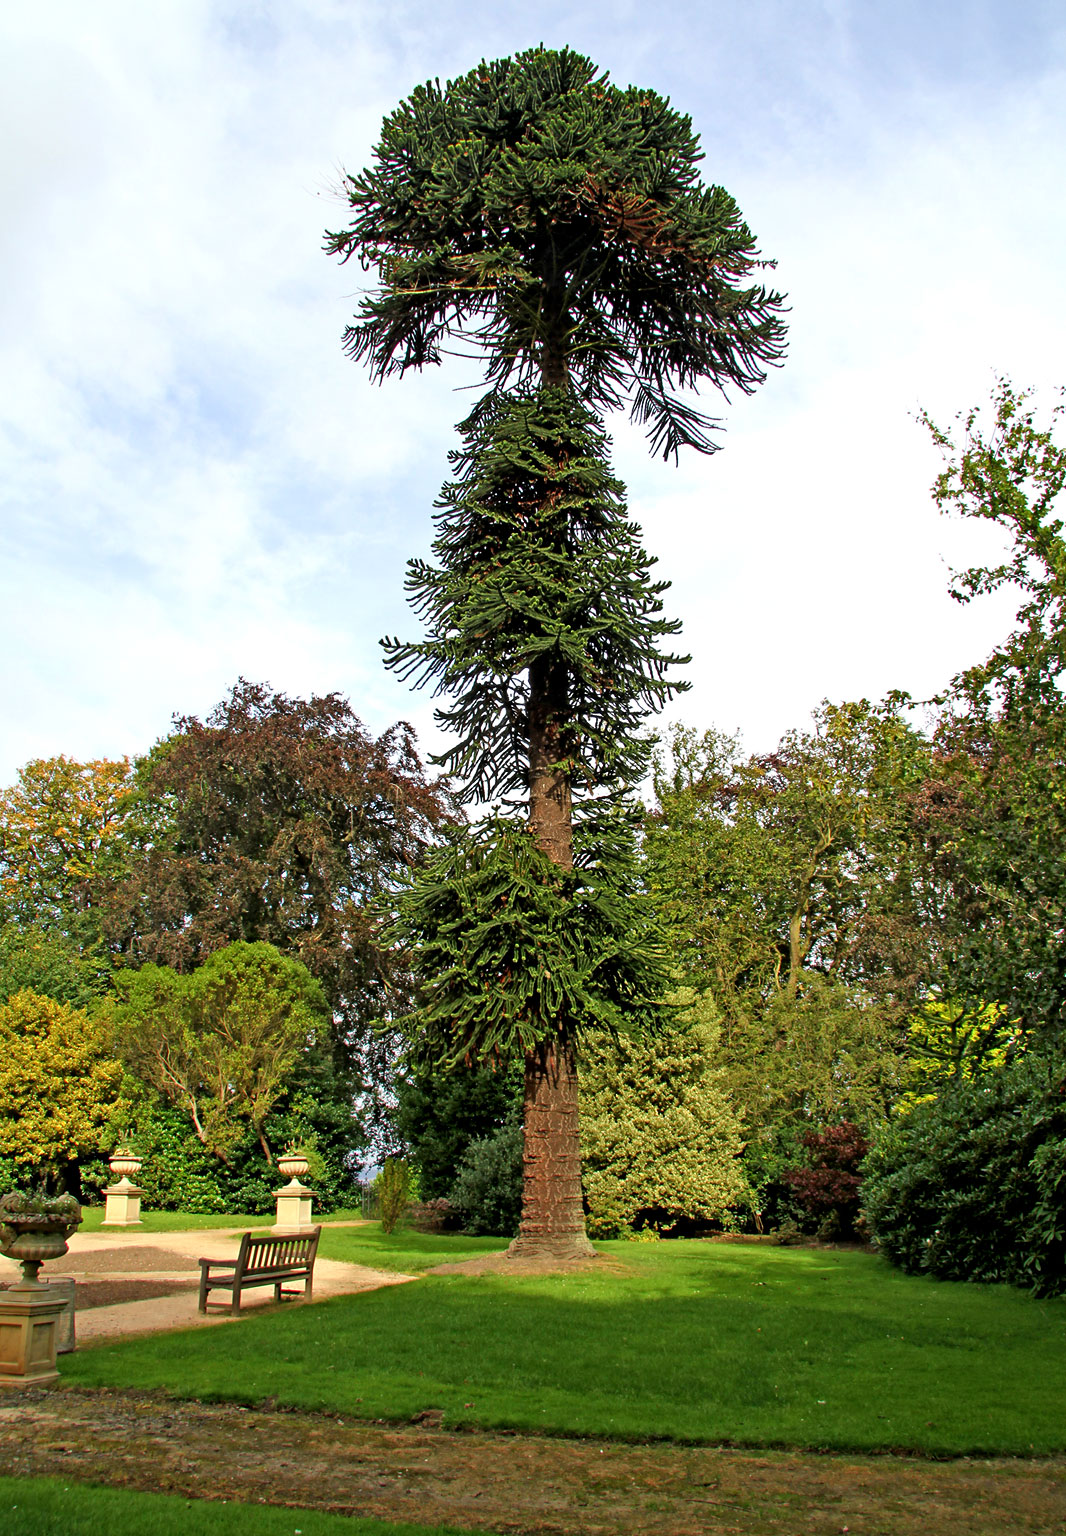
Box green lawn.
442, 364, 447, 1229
79, 1208, 368, 1233
0, 1478, 494, 1536
317, 1224, 508, 1273
64, 1237, 1066, 1456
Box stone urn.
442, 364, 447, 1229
0, 1193, 82, 1388
0, 1194, 82, 1289
103, 1149, 143, 1227
108, 1151, 142, 1181
277, 1150, 310, 1183
274, 1150, 315, 1234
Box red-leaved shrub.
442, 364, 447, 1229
781, 1122, 868, 1239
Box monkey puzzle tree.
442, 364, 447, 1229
327, 46, 786, 1257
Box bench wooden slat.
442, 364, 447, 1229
198, 1226, 321, 1314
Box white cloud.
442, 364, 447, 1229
1, 1, 1063, 781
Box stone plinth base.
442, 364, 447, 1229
103, 1180, 142, 1227
273, 1181, 315, 1234
46, 1278, 76, 1354
0, 1286, 67, 1387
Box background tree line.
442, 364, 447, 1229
0, 681, 450, 1209
2, 379, 1063, 1287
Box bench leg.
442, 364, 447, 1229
274, 1283, 283, 1302
304, 1274, 313, 1302
231, 1291, 242, 1315
198, 1275, 209, 1313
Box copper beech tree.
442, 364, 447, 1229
327, 47, 786, 1258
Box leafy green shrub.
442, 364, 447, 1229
0, 989, 126, 1192
122, 1102, 229, 1212
862, 1055, 1066, 1295
376, 1157, 413, 1234
449, 1123, 523, 1236
0, 924, 105, 1009
393, 1060, 522, 1199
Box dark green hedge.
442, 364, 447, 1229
862, 1055, 1066, 1296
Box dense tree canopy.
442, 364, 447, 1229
915, 381, 1066, 1051
102, 681, 449, 1087
110, 941, 330, 1164
642, 706, 930, 1215
0, 990, 125, 1191
0, 923, 105, 1009
646, 703, 933, 1016
0, 755, 138, 942
327, 45, 786, 459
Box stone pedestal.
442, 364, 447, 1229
0, 1286, 67, 1387
273, 1181, 315, 1234
102, 1179, 143, 1227
46, 1278, 77, 1354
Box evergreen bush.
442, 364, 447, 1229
579, 991, 748, 1237
862, 1055, 1066, 1295
393, 1061, 521, 1199
449, 1123, 524, 1236
376, 1157, 413, 1234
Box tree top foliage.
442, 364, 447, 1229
921, 377, 1066, 711
0, 754, 137, 936
326, 45, 787, 458
111, 940, 329, 1162
106, 680, 449, 993
0, 989, 124, 1176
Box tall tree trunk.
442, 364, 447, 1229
509, 1037, 593, 1259
508, 339, 594, 1261
527, 656, 573, 868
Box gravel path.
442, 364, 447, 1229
0, 1225, 415, 1342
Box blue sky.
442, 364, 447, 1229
2, 0, 1064, 783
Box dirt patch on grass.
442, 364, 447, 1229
72, 1280, 200, 1311
2, 1386, 1064, 1535
42, 1246, 200, 1276
428, 1251, 623, 1277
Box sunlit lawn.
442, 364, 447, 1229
0, 1478, 494, 1536
317, 1224, 508, 1273
64, 1235, 1066, 1456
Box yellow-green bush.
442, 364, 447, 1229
0, 989, 124, 1187
580, 990, 748, 1236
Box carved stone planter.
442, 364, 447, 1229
0, 1210, 82, 1287
103, 1152, 143, 1227
0, 1200, 82, 1387
274, 1152, 315, 1234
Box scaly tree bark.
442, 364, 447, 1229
327, 47, 786, 1258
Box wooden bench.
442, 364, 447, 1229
198, 1227, 321, 1314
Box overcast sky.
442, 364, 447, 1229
2, 0, 1064, 786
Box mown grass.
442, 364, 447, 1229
317, 1224, 508, 1273
0, 1478, 494, 1536
65, 1237, 1066, 1456
79, 1208, 368, 1233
